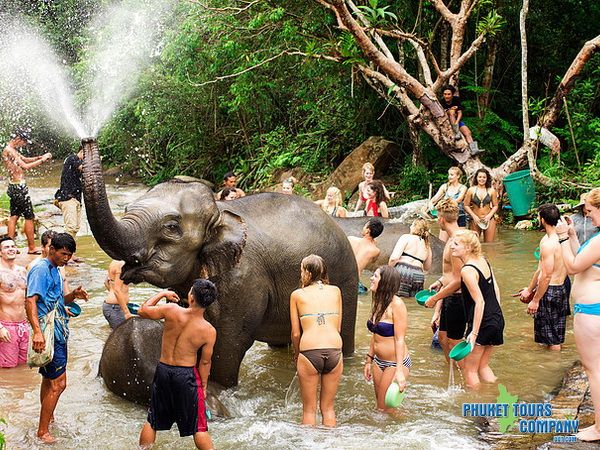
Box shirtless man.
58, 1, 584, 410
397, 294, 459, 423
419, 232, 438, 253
521, 204, 570, 350
138, 279, 217, 450
102, 260, 131, 329
348, 218, 383, 294
2, 131, 52, 254
216, 172, 245, 200
0, 237, 29, 368
424, 199, 466, 361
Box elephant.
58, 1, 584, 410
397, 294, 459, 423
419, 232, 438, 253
571, 212, 599, 244
333, 217, 444, 273
81, 139, 358, 393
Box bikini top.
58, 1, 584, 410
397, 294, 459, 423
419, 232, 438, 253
366, 199, 380, 217
367, 319, 394, 337
443, 184, 465, 201
300, 311, 338, 325
577, 232, 600, 269
472, 189, 491, 208
329, 206, 338, 217
401, 251, 425, 264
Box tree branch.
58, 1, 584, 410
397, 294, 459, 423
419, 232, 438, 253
409, 39, 433, 86
434, 32, 486, 90
432, 0, 456, 23
191, 0, 260, 14
346, 0, 396, 61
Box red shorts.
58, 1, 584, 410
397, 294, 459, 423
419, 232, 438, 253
0, 320, 29, 368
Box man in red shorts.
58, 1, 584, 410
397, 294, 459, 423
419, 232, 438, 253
0, 237, 28, 367
139, 279, 217, 450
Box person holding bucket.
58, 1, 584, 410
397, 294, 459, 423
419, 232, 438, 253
289, 255, 343, 427
364, 266, 410, 412
463, 168, 499, 242
451, 230, 504, 389
556, 187, 600, 442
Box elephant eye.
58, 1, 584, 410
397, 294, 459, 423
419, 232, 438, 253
162, 221, 182, 238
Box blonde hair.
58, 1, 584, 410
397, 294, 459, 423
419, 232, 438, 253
449, 166, 463, 180
323, 186, 343, 209
300, 254, 329, 288
362, 163, 375, 175
454, 230, 482, 257
587, 188, 600, 208
411, 218, 430, 248
437, 198, 459, 222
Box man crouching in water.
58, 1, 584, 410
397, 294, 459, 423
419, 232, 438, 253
138, 279, 217, 450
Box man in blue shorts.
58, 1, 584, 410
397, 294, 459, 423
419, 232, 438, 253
138, 279, 217, 450
441, 85, 482, 156
25, 233, 88, 444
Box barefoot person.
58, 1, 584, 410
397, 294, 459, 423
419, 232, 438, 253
290, 255, 343, 427
25, 233, 89, 444
2, 130, 53, 254
520, 204, 570, 350
364, 266, 410, 412
103, 260, 131, 329
464, 168, 499, 242
452, 230, 504, 389
424, 199, 467, 361
556, 188, 600, 442
348, 218, 383, 294
0, 237, 28, 368
388, 218, 432, 298
138, 279, 217, 449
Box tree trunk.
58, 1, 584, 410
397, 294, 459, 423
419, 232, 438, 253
440, 22, 450, 71
478, 40, 497, 118
409, 122, 423, 166
520, 0, 530, 141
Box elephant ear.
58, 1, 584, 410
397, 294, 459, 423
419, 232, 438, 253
198, 210, 247, 278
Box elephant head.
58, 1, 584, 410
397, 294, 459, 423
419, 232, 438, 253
82, 139, 247, 291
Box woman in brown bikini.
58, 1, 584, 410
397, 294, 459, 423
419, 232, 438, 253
464, 168, 499, 242
290, 255, 343, 427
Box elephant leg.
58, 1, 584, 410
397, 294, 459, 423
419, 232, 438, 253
209, 329, 256, 388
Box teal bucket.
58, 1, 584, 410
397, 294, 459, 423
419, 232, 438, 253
503, 170, 536, 217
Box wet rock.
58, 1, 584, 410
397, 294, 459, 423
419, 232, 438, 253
515, 220, 534, 230
311, 136, 397, 200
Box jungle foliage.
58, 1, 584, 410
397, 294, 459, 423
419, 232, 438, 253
5, 0, 600, 203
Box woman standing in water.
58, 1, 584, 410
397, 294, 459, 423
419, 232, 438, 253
315, 186, 347, 218
388, 218, 432, 297
557, 187, 600, 442
365, 181, 389, 218
452, 230, 504, 389
463, 168, 499, 242
290, 255, 343, 427
364, 266, 410, 412
429, 167, 468, 241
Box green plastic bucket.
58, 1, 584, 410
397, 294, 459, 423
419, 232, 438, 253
503, 170, 536, 217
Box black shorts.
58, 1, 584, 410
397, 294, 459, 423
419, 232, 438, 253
147, 362, 208, 436
467, 316, 505, 346
7, 183, 34, 220
439, 293, 467, 340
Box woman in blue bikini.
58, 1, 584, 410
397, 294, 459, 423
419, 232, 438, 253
290, 255, 343, 427
557, 188, 600, 442
364, 266, 410, 412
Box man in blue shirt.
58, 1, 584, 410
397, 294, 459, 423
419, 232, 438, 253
25, 233, 88, 444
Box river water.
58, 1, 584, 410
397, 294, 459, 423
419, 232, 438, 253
0, 165, 578, 449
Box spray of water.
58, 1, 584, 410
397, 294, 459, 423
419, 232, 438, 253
0, 0, 174, 140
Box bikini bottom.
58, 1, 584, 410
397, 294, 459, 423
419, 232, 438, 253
373, 354, 412, 371
300, 348, 342, 374
574, 303, 600, 316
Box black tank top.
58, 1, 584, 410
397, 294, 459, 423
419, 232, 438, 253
461, 261, 503, 327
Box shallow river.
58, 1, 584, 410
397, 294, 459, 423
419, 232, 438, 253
0, 167, 578, 449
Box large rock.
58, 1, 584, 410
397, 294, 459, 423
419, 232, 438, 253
312, 136, 397, 200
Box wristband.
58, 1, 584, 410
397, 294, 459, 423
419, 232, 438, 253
558, 237, 569, 244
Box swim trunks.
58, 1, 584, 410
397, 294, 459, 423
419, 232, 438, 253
534, 280, 570, 346
7, 182, 34, 220
394, 263, 425, 298
0, 320, 29, 368
148, 362, 208, 436
102, 303, 126, 330
39, 340, 68, 379
439, 293, 467, 340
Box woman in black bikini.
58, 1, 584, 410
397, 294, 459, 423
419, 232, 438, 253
364, 266, 410, 412
464, 168, 499, 242
451, 230, 504, 389
289, 255, 343, 427
388, 218, 432, 297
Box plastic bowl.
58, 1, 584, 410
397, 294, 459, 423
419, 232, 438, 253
127, 303, 141, 315
415, 289, 435, 306
477, 219, 489, 230
449, 340, 472, 361
430, 209, 438, 218
533, 247, 541, 261
67, 303, 81, 317
384, 382, 406, 408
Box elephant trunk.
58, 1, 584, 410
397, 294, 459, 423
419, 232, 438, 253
81, 138, 141, 262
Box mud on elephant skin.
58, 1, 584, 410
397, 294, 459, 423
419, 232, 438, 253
99, 318, 228, 415
83, 139, 358, 391
333, 217, 444, 274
